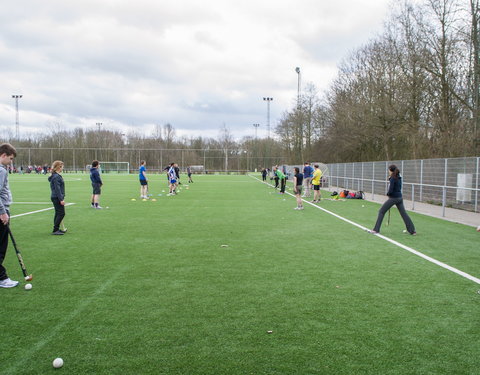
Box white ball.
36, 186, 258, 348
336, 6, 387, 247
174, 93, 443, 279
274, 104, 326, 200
25, 283, 32, 290
53, 358, 64, 368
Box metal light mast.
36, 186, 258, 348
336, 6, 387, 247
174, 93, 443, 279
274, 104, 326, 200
263, 97, 273, 138
12, 94, 22, 139
295, 67, 301, 109
253, 123, 260, 139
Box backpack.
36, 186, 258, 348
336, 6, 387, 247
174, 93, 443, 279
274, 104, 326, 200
354, 191, 365, 199
339, 190, 349, 198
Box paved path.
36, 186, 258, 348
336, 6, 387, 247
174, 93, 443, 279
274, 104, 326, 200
329, 187, 480, 228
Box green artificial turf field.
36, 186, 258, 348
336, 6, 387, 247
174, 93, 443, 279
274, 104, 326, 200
1, 173, 479, 374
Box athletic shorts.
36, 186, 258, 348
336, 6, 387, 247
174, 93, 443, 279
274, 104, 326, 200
313, 185, 320, 191
140, 179, 148, 186
170, 179, 177, 184
295, 186, 303, 195
92, 182, 102, 195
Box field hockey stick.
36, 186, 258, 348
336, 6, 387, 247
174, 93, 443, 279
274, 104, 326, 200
387, 209, 391, 226
6, 224, 33, 281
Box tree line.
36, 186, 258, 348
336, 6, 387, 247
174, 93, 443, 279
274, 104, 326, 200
2, 0, 478, 167
277, 0, 480, 163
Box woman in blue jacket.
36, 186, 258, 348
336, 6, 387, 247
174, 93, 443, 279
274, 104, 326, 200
49, 161, 66, 235
370, 165, 416, 235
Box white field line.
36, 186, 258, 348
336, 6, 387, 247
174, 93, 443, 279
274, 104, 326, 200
249, 174, 480, 286
12, 202, 54, 204
10, 203, 76, 218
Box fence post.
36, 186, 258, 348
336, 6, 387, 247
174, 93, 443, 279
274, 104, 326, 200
372, 163, 375, 201
385, 161, 388, 197
361, 162, 364, 191
412, 184, 415, 210
355, 162, 359, 191
336, 164, 339, 188
475, 157, 479, 213
420, 159, 423, 202
442, 159, 447, 217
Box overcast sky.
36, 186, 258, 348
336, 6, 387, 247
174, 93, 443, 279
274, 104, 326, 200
0, 0, 393, 140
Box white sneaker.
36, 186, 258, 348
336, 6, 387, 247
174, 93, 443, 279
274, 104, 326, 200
95, 206, 103, 209
0, 278, 19, 288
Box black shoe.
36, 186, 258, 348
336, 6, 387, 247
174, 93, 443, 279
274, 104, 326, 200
51, 230, 65, 235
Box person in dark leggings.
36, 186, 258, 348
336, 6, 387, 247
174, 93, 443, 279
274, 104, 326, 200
0, 143, 19, 288
49, 160, 66, 235
370, 164, 416, 235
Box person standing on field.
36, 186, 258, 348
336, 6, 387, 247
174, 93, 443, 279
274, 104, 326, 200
302, 162, 314, 197
0, 143, 19, 288
312, 164, 323, 203
49, 161, 67, 235
274, 166, 286, 194
139, 160, 148, 199
369, 164, 416, 235
187, 166, 193, 183
261, 168, 267, 181
167, 163, 177, 195
90, 160, 103, 209
293, 167, 304, 210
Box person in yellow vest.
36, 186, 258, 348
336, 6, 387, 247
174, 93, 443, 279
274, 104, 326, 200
312, 164, 322, 203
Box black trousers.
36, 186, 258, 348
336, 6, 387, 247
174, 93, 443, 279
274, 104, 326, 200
51, 198, 65, 232
373, 197, 416, 234
274, 177, 279, 188
0, 213, 9, 280
280, 178, 286, 193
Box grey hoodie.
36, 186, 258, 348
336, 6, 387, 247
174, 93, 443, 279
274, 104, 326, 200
0, 165, 12, 215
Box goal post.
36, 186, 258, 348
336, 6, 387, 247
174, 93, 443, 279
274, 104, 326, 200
85, 162, 130, 173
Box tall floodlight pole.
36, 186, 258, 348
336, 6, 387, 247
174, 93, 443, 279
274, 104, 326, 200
263, 97, 273, 138
96, 122, 103, 131
12, 95, 22, 139
253, 123, 260, 139
295, 67, 301, 109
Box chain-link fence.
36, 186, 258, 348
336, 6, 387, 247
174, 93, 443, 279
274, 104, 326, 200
328, 157, 480, 214
13, 147, 285, 174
